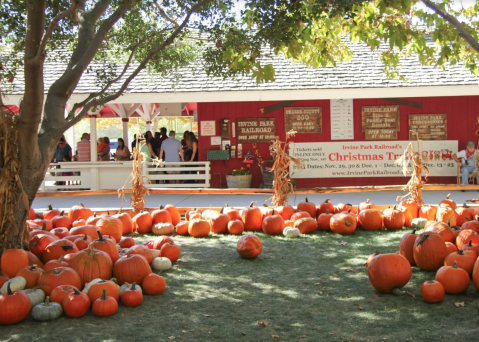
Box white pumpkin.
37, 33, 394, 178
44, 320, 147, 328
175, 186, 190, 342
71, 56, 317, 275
152, 222, 175, 235
283, 227, 300, 238
1, 276, 26, 294
151, 257, 172, 271
151, 249, 161, 258
120, 282, 143, 296
21, 288, 46, 308
411, 218, 427, 229
82, 278, 103, 294
32, 296, 63, 321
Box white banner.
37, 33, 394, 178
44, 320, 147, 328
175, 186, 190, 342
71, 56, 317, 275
289, 141, 458, 178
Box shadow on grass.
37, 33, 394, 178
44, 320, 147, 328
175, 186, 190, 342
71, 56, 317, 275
3, 229, 479, 341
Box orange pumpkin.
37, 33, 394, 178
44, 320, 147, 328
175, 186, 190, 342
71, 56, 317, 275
367, 253, 411, 294
96, 216, 123, 243
357, 209, 382, 231
152, 222, 175, 235
1, 249, 28, 279
50, 227, 70, 239
188, 219, 210, 237
228, 220, 245, 235
43, 204, 61, 221
297, 197, 317, 218
29, 207, 36, 220
236, 234, 262, 259
294, 217, 317, 234
290, 211, 311, 222
330, 213, 357, 234
444, 250, 475, 275
114, 211, 134, 235
425, 221, 456, 243
242, 202, 262, 231
113, 254, 152, 285
132, 211, 152, 234
90, 231, 120, 263
186, 208, 202, 221
435, 206, 456, 226
68, 245, 113, 287
164, 204, 181, 226
69, 225, 100, 241
460, 218, 479, 233
276, 205, 296, 221
119, 237, 135, 249
223, 205, 242, 221
316, 199, 334, 217
142, 274, 167, 295
445, 242, 458, 256
175, 221, 189, 235
455, 205, 474, 226
43, 256, 69, 271
68, 203, 94, 221
435, 262, 469, 294
16, 265, 43, 289
472, 257, 479, 290
317, 210, 333, 231
260, 204, 274, 221
26, 251, 44, 268
438, 193, 457, 210
42, 239, 79, 263
32, 219, 53, 231
421, 280, 445, 303
400, 199, 419, 227
74, 234, 92, 251
124, 245, 153, 264
72, 217, 87, 228
151, 205, 173, 224
85, 213, 102, 225
382, 206, 405, 230
88, 280, 120, 302
456, 229, 479, 250
37, 267, 82, 296
209, 209, 231, 234
413, 232, 447, 271
262, 210, 285, 235
461, 240, 479, 255
398, 229, 418, 266
418, 205, 437, 221
334, 203, 356, 214
51, 211, 72, 229
358, 199, 375, 213
160, 243, 181, 262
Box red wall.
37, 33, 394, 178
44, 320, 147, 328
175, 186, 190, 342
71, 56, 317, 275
198, 96, 479, 188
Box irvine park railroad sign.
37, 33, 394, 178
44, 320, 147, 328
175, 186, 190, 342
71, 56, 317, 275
408, 114, 447, 140
236, 117, 276, 143
361, 105, 400, 140
284, 107, 322, 133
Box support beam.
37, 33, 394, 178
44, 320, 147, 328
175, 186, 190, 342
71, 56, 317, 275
90, 117, 98, 162
122, 118, 129, 147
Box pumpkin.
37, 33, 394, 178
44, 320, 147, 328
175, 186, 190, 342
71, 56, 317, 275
228, 220, 245, 235
413, 232, 447, 271
293, 217, 317, 234
472, 257, 479, 290
26, 251, 44, 268
74, 234, 92, 251
132, 211, 153, 234
42, 238, 79, 263
209, 209, 231, 234
151, 249, 161, 258
159, 243, 181, 262
68, 245, 113, 287
455, 204, 474, 226
119, 282, 143, 296
29, 233, 59, 259
335, 203, 355, 214
124, 245, 153, 264
439, 193, 457, 209
29, 207, 36, 220
367, 254, 412, 294
223, 205, 242, 221
436, 206, 456, 226
456, 230, 479, 250
161, 204, 180, 226
114, 211, 134, 235
148, 236, 175, 250
435, 261, 469, 294
276, 205, 295, 220
398, 200, 418, 227
200, 209, 216, 221
445, 242, 458, 255
290, 211, 311, 221
262, 210, 285, 235
283, 227, 300, 238
461, 240, 479, 255
142, 274, 166, 295
383, 206, 405, 230
113, 254, 152, 285
0, 283, 31, 325
316, 210, 333, 231
418, 205, 437, 221
175, 221, 190, 235
68, 203, 93, 221
43, 204, 61, 221
330, 213, 357, 234
364, 251, 378, 267
21, 288, 45, 308
152, 257, 172, 271
63, 288, 91, 318
297, 197, 317, 218
316, 199, 334, 217
188, 218, 210, 237
260, 204, 274, 221
51, 211, 72, 229
242, 202, 263, 231
358, 199, 375, 213
88, 280, 120, 303
37, 267, 82, 296
0, 276, 7, 289
236, 234, 262, 259
50, 227, 70, 239
31, 296, 63, 321
96, 216, 123, 243
186, 208, 202, 221
32, 219, 53, 231
444, 250, 475, 275
90, 230, 120, 263
152, 222, 175, 235
460, 218, 479, 233
50, 285, 77, 304
119, 237, 135, 249
399, 229, 418, 266
121, 282, 143, 307
69, 225, 99, 241
358, 208, 382, 231
72, 217, 87, 228
151, 205, 173, 225
1, 249, 28, 279
17, 265, 43, 289
411, 217, 427, 229
421, 281, 445, 304
43, 256, 69, 271
425, 222, 456, 243
0, 276, 26, 294
86, 213, 102, 225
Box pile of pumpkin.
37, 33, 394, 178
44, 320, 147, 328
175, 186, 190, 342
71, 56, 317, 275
366, 194, 479, 303
0, 203, 181, 325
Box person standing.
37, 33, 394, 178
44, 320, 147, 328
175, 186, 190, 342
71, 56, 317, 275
55, 136, 72, 162
181, 130, 189, 148
76, 133, 91, 162
115, 138, 131, 161
131, 134, 137, 151
454, 141, 478, 185
158, 127, 168, 149
160, 130, 184, 184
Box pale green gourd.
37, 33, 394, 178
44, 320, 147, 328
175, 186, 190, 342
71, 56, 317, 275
21, 288, 46, 308
32, 296, 63, 321
0, 276, 26, 294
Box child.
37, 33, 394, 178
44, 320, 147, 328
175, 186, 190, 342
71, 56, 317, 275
97, 137, 108, 153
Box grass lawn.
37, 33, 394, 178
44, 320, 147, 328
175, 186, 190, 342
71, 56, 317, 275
2, 229, 479, 342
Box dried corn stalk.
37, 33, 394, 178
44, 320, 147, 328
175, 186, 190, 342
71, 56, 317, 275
395, 131, 428, 206
269, 130, 304, 206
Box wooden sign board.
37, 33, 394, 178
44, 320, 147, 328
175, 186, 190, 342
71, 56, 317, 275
365, 129, 398, 140
408, 114, 447, 140
361, 105, 400, 132
236, 118, 276, 144
284, 107, 322, 133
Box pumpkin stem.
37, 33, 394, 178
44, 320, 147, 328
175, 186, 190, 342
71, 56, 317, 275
368, 205, 371, 209
48, 204, 53, 210
326, 209, 329, 214
77, 217, 82, 222
457, 250, 464, 255
88, 245, 96, 256
393, 205, 397, 210
131, 282, 136, 291
6, 282, 13, 295
325, 198, 330, 203
61, 245, 74, 251
42, 222, 46, 231
73, 288, 81, 295
101, 288, 107, 300
159, 205, 164, 209
469, 240, 473, 247
452, 261, 458, 269
58, 255, 64, 263
107, 211, 111, 215
465, 217, 471, 222
305, 197, 309, 203
411, 229, 417, 234
391, 288, 406, 296
80, 202, 85, 208
416, 234, 429, 246
366, 199, 370, 203
272, 209, 275, 215
347, 208, 352, 213
220, 207, 224, 214
96, 230, 105, 241
83, 234, 88, 241
464, 203, 469, 208
59, 210, 64, 217
249, 202, 255, 207
45, 296, 51, 305
30, 264, 38, 271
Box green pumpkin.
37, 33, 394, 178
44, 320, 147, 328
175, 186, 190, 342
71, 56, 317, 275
32, 297, 63, 321
411, 218, 427, 229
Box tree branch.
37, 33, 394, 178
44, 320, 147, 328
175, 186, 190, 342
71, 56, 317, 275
35, 0, 79, 62
87, 0, 112, 22
154, 1, 179, 28
59, 0, 213, 133
421, 0, 479, 52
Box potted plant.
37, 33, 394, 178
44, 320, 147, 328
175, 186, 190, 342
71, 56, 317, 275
226, 167, 252, 188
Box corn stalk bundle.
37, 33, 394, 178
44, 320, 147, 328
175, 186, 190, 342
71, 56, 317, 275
269, 130, 304, 207
395, 132, 428, 206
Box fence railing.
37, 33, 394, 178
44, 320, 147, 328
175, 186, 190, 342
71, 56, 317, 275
143, 161, 210, 188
